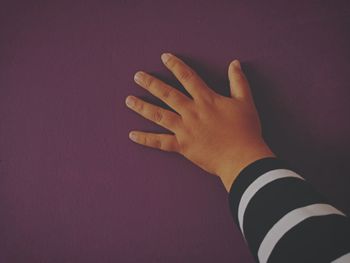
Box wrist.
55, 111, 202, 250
217, 140, 276, 192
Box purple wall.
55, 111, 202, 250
1, 1, 350, 262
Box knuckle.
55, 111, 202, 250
179, 96, 194, 109
136, 100, 144, 112
145, 76, 155, 89
201, 92, 219, 106
179, 69, 193, 82
161, 87, 172, 100
142, 135, 148, 145
152, 109, 163, 122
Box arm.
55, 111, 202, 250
125, 53, 350, 262
228, 156, 350, 262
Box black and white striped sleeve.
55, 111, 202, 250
228, 157, 350, 263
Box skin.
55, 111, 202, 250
125, 53, 276, 192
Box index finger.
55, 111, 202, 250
134, 71, 192, 116
161, 53, 216, 102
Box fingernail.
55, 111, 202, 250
126, 96, 136, 107
161, 53, 172, 64
129, 132, 137, 141
232, 59, 241, 69
134, 71, 144, 83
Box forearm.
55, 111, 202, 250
227, 157, 350, 262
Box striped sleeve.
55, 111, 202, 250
228, 157, 350, 263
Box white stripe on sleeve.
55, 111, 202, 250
237, 169, 304, 237
331, 252, 350, 263
258, 203, 346, 263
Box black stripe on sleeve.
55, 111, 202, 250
267, 214, 350, 263
228, 157, 293, 228
243, 176, 329, 255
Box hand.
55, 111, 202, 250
125, 53, 275, 192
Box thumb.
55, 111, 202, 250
228, 60, 253, 102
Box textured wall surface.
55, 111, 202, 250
1, 1, 350, 262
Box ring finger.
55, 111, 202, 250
134, 71, 192, 116
125, 95, 181, 132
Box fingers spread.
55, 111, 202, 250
129, 131, 180, 152
228, 60, 253, 103
134, 71, 191, 115
125, 95, 181, 132
161, 53, 216, 102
